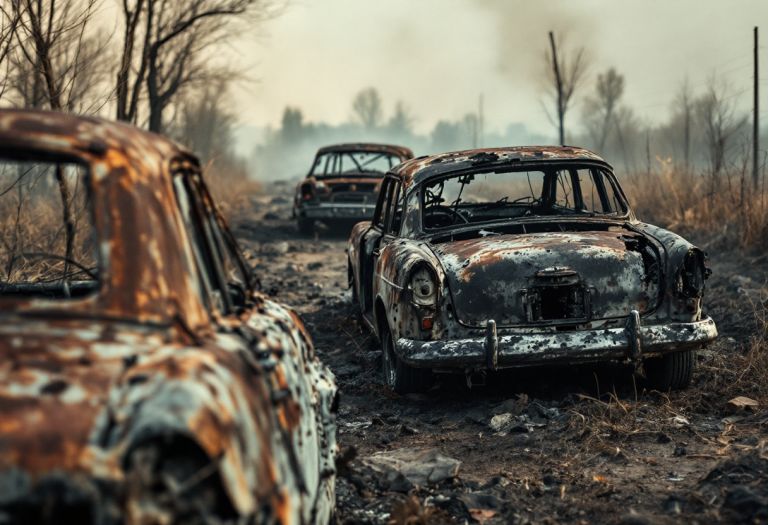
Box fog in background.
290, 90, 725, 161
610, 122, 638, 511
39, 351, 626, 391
234, 0, 768, 182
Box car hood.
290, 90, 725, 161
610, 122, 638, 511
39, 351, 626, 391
430, 229, 659, 328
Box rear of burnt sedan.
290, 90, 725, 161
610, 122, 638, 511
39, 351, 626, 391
294, 144, 413, 234
373, 148, 717, 393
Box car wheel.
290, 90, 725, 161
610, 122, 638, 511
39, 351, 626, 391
382, 323, 430, 394
298, 216, 314, 236
644, 350, 695, 391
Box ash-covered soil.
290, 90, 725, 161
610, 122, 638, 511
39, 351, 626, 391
229, 188, 768, 525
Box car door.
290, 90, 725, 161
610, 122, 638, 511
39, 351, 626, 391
173, 166, 333, 524
359, 176, 396, 322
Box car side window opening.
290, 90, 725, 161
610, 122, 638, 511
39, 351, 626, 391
0, 157, 99, 299
422, 167, 625, 229
311, 151, 403, 176
373, 179, 395, 230
173, 173, 232, 315
384, 182, 403, 236
191, 175, 250, 308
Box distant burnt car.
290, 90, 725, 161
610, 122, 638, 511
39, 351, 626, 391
293, 143, 413, 234
348, 147, 717, 393
0, 110, 338, 524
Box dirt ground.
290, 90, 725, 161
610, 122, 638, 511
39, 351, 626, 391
230, 187, 768, 525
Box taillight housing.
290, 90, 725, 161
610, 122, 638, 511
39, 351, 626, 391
300, 182, 314, 200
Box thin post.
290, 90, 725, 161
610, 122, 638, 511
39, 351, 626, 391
754, 26, 760, 191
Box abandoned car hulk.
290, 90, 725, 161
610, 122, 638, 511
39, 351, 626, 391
348, 147, 717, 394
293, 143, 413, 235
0, 110, 338, 524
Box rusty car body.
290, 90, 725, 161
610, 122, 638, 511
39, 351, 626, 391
348, 146, 717, 393
0, 109, 338, 524
293, 143, 413, 234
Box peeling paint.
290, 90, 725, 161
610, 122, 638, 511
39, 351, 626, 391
349, 146, 716, 386
0, 109, 337, 524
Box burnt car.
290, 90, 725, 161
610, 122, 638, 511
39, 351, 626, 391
348, 147, 717, 393
293, 143, 413, 234
0, 110, 338, 524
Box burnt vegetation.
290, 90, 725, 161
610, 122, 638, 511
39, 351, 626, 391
0, 2, 766, 525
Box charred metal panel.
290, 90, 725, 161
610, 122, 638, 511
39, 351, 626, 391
349, 144, 716, 379
0, 109, 338, 524
431, 230, 658, 328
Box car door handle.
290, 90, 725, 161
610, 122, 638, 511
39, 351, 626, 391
372, 249, 380, 257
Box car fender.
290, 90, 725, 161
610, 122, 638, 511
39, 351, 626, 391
373, 240, 443, 342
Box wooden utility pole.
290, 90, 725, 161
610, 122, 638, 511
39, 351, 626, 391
549, 31, 564, 145
754, 27, 760, 191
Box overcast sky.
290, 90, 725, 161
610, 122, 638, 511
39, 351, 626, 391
235, 0, 768, 138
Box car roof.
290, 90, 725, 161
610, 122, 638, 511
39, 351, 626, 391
315, 143, 414, 159
0, 109, 210, 329
0, 108, 195, 169
391, 146, 611, 187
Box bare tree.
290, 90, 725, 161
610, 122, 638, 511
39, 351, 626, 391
386, 100, 414, 135
6, 0, 110, 284
583, 67, 625, 153
9, 0, 109, 112
696, 75, 747, 177
175, 79, 235, 163
545, 31, 589, 145
672, 77, 695, 168
352, 87, 383, 130
0, 3, 20, 99
116, 0, 274, 133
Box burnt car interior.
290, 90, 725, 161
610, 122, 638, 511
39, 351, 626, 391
0, 155, 99, 299
422, 165, 627, 230
311, 151, 403, 176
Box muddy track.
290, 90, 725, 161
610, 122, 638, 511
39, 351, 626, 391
230, 191, 768, 525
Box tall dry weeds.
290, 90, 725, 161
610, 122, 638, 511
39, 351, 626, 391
0, 162, 97, 285
202, 158, 262, 216
622, 158, 768, 251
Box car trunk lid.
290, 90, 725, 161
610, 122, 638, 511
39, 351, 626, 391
430, 230, 659, 328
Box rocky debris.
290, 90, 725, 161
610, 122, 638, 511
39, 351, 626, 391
361, 448, 460, 489
489, 413, 514, 432
698, 448, 768, 523
730, 275, 753, 287
726, 396, 760, 414
487, 399, 566, 435
491, 394, 529, 416
307, 261, 323, 270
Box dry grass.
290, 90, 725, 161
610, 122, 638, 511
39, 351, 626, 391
565, 299, 768, 456
683, 298, 768, 412
0, 164, 97, 284
202, 158, 262, 216
622, 159, 768, 251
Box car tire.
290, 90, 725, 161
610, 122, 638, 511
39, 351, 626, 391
382, 323, 430, 394
644, 350, 695, 391
298, 216, 314, 236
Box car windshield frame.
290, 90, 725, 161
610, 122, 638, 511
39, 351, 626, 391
310, 151, 404, 178
419, 163, 631, 232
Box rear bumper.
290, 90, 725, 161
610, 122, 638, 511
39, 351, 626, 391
299, 202, 375, 220
395, 313, 717, 369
